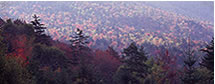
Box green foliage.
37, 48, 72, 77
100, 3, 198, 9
122, 42, 150, 77
72, 65, 98, 84
143, 57, 180, 84
27, 44, 71, 84
70, 28, 90, 65
0, 19, 36, 57
0, 16, 213, 84
113, 42, 150, 84
0, 29, 35, 84
180, 46, 201, 84
197, 67, 213, 84
0, 56, 35, 84
199, 38, 214, 84
28, 44, 70, 71
69, 28, 97, 84
143, 58, 166, 84
1, 19, 35, 37
113, 65, 137, 84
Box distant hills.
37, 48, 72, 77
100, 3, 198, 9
0, 2, 213, 53
144, 1, 214, 22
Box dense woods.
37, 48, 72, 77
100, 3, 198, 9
0, 14, 213, 84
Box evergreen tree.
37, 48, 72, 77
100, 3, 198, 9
114, 42, 150, 84
200, 38, 214, 72
31, 14, 46, 36
199, 38, 214, 83
69, 28, 90, 65
69, 28, 96, 84
31, 14, 51, 46
180, 45, 201, 84
0, 18, 5, 27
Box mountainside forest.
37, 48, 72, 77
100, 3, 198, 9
0, 1, 214, 84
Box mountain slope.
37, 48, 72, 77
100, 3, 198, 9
0, 2, 213, 52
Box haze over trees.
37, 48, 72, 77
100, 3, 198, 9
0, 1, 214, 84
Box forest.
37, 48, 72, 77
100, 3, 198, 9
0, 13, 213, 84
0, 1, 214, 84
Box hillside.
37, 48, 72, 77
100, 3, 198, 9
0, 1, 213, 53
0, 1, 214, 84
144, 1, 214, 22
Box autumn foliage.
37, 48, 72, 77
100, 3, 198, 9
0, 13, 213, 84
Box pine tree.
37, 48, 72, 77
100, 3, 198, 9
114, 42, 150, 84
0, 17, 5, 27
70, 28, 89, 48
199, 38, 214, 83
69, 28, 90, 65
31, 14, 51, 46
180, 44, 201, 84
200, 38, 214, 72
31, 14, 46, 36
69, 28, 96, 84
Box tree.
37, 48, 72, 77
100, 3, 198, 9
152, 49, 179, 84
114, 42, 150, 84
70, 28, 90, 65
70, 28, 89, 48
27, 44, 71, 84
180, 45, 201, 84
0, 19, 35, 62
106, 46, 120, 60
31, 14, 46, 36
0, 18, 5, 27
199, 38, 214, 83
0, 29, 6, 56
143, 58, 165, 84
0, 56, 35, 84
93, 48, 121, 84
69, 28, 96, 84
31, 14, 52, 46
1, 19, 35, 37
31, 44, 70, 70
0, 29, 35, 84
200, 38, 214, 72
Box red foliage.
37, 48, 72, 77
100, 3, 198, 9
54, 41, 74, 59
53, 41, 82, 70
155, 49, 179, 84
6, 35, 33, 65
157, 50, 177, 69
55, 41, 82, 67
93, 49, 121, 78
